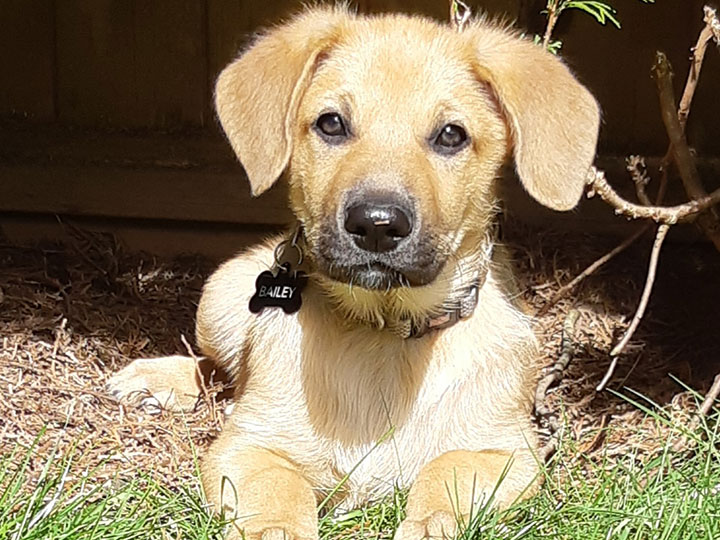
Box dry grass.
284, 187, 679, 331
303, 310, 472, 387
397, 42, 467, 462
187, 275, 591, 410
0, 228, 222, 488
1, 220, 719, 491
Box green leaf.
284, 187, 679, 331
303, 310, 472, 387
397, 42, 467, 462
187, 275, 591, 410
562, 0, 622, 28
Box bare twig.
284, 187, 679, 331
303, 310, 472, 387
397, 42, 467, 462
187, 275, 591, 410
653, 53, 702, 200
543, 6, 720, 315
536, 309, 579, 461
699, 373, 720, 418
610, 223, 669, 357
586, 167, 720, 224
595, 356, 620, 394
542, 0, 561, 49
679, 6, 720, 129
653, 51, 720, 251
448, 0, 471, 31
707, 5, 720, 44
657, 5, 719, 202
627, 156, 652, 206
595, 224, 670, 391
538, 226, 649, 316
672, 373, 720, 452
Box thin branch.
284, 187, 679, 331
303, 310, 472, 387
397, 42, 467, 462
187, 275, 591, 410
610, 224, 669, 357
653, 52, 720, 251
595, 356, 619, 393
658, 6, 718, 199
542, 5, 718, 314
536, 310, 579, 461
596, 224, 669, 390
538, 226, 649, 316
652, 53, 703, 199
672, 372, 720, 452
448, 0, 471, 31
586, 167, 720, 224
700, 373, 720, 417
627, 156, 652, 206
542, 0, 561, 49
707, 5, 720, 45
677, 6, 719, 128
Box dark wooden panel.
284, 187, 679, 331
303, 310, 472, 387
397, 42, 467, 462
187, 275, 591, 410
56, 0, 206, 129
0, 164, 291, 225
0, 125, 233, 168
558, 0, 720, 155
134, 1, 208, 128
0, 0, 55, 121
0, 214, 277, 261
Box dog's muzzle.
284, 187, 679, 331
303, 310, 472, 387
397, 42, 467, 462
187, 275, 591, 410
314, 190, 445, 290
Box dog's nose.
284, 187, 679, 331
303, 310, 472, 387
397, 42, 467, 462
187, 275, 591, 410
344, 202, 413, 252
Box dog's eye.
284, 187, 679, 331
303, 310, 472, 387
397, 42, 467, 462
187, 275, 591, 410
314, 112, 348, 143
432, 124, 469, 154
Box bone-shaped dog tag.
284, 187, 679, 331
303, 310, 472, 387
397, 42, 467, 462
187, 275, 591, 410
249, 264, 308, 314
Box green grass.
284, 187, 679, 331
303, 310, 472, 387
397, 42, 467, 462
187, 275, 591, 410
2, 394, 718, 540
0, 435, 224, 540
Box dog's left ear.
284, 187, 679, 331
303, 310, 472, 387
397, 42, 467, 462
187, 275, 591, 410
470, 26, 600, 211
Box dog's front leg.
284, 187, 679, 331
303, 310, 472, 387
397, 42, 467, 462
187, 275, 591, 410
202, 436, 318, 540
395, 449, 538, 540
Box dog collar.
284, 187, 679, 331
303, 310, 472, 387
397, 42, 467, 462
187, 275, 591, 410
389, 237, 494, 339
387, 270, 486, 339
259, 226, 489, 339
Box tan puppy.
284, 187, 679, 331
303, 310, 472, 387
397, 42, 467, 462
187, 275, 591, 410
110, 6, 599, 539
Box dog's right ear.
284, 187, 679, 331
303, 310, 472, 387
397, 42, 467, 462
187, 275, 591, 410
215, 8, 346, 196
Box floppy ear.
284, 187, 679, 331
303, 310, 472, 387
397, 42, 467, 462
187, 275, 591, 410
215, 8, 346, 196
470, 25, 600, 211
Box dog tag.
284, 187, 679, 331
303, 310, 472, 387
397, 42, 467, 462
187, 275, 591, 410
249, 264, 308, 314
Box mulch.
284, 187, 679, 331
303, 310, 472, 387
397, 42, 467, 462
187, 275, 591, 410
1, 220, 719, 490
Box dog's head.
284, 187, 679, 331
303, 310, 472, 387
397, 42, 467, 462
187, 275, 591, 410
216, 7, 599, 317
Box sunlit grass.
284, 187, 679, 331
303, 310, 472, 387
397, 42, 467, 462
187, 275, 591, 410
2, 391, 717, 539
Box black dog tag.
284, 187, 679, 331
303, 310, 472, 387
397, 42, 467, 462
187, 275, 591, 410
249, 264, 308, 314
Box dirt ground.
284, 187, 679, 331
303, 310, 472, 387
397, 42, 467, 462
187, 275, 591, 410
1, 219, 719, 489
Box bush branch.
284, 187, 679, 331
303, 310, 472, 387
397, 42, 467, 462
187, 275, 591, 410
536, 309, 579, 461
586, 167, 720, 224
542, 0, 562, 49
653, 51, 720, 250
448, 0, 471, 31
544, 6, 720, 314
596, 224, 670, 390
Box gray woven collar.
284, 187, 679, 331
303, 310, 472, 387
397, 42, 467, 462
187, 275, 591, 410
387, 270, 486, 339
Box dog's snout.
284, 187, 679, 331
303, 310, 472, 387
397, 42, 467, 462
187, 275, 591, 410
344, 201, 413, 253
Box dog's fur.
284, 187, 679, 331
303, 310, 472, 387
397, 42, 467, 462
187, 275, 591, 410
109, 6, 599, 539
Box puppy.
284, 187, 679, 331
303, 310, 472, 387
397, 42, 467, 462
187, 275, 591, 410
110, 6, 599, 539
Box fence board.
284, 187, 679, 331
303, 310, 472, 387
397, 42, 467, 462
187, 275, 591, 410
56, 0, 206, 129
0, 1, 55, 121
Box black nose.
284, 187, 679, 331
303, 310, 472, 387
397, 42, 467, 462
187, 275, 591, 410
344, 201, 413, 252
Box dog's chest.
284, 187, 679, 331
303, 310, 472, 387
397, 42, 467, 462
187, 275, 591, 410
298, 324, 500, 502
246, 280, 535, 506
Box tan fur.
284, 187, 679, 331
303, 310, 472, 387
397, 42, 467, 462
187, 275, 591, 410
109, 6, 599, 539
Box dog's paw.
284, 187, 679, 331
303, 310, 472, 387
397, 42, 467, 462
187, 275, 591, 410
107, 355, 203, 412
394, 511, 458, 540
227, 526, 316, 540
